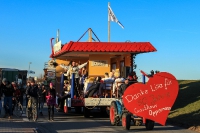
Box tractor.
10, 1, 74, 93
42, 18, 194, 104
109, 99, 155, 130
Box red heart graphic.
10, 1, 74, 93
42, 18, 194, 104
123, 72, 179, 126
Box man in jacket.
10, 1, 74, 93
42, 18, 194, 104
38, 84, 46, 116
26, 77, 39, 121
1, 78, 14, 119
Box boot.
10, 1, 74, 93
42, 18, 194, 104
51, 110, 54, 121
51, 115, 54, 121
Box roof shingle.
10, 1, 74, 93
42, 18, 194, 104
51, 41, 157, 58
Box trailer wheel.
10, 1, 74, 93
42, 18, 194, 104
122, 113, 131, 130
110, 101, 119, 126
145, 119, 154, 130
83, 107, 90, 118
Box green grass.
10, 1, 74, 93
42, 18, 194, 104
167, 80, 200, 129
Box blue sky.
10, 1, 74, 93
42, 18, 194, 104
0, 0, 199, 80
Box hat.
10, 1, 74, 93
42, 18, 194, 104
2, 78, 7, 83
29, 77, 35, 83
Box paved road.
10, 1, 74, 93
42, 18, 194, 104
0, 107, 198, 133
25, 108, 199, 133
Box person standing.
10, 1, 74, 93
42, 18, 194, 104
38, 84, 46, 116
26, 77, 39, 121
57, 81, 71, 112
25, 82, 31, 108
1, 78, 14, 119
17, 82, 24, 108
12, 83, 21, 113
46, 83, 56, 121
79, 66, 88, 91
66, 61, 88, 97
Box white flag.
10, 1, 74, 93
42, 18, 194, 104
108, 5, 124, 29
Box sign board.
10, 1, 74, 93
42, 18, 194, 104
84, 98, 115, 106
27, 70, 35, 74
18, 79, 22, 84
47, 71, 55, 78
91, 60, 108, 67
123, 72, 179, 126
54, 41, 61, 54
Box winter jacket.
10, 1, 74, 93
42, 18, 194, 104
46, 87, 56, 106
1, 83, 14, 97
26, 85, 39, 98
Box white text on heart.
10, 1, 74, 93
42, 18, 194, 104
150, 78, 172, 92
149, 107, 171, 117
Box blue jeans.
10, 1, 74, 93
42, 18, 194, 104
39, 102, 44, 112
4, 96, 13, 116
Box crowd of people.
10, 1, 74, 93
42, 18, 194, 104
0, 77, 56, 121
0, 59, 159, 120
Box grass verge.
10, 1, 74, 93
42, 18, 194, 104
167, 80, 200, 132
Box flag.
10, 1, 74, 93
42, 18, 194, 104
108, 5, 124, 29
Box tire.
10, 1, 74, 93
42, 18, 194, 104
110, 101, 120, 126
122, 113, 131, 130
83, 107, 90, 118
145, 119, 154, 130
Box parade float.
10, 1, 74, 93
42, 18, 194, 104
46, 28, 157, 117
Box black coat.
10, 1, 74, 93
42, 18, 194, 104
26, 85, 39, 98
1, 83, 14, 97
47, 87, 56, 98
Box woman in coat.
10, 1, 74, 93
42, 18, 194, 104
46, 83, 56, 121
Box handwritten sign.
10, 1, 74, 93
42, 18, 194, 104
123, 72, 179, 126
91, 60, 108, 67
85, 98, 115, 106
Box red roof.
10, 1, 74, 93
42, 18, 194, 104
51, 41, 157, 58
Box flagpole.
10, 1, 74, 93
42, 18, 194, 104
108, 2, 110, 42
